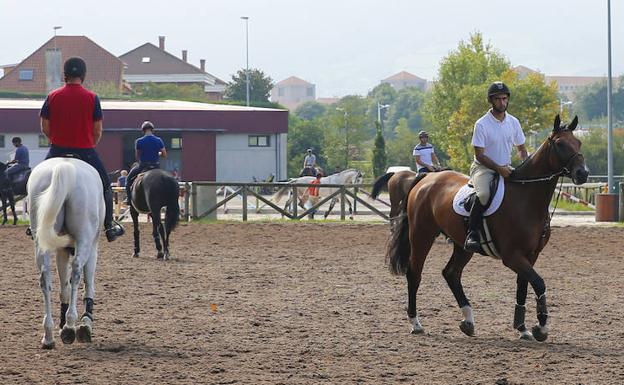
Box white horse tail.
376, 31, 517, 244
36, 161, 76, 251
272, 184, 290, 202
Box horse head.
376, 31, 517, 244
549, 115, 589, 185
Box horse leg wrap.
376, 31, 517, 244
513, 304, 527, 332
83, 298, 94, 321
535, 294, 548, 326
60, 303, 69, 329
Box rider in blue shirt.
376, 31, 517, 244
125, 121, 167, 203
5, 137, 29, 180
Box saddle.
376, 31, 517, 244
452, 175, 505, 258
7, 167, 31, 186
300, 166, 318, 177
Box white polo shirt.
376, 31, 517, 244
412, 144, 436, 169
472, 110, 525, 166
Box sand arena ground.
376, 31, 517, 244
0, 222, 622, 384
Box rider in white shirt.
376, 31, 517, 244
464, 82, 528, 253
412, 131, 441, 173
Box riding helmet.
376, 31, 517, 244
63, 57, 87, 80
418, 131, 428, 138
141, 121, 155, 131
487, 81, 510, 98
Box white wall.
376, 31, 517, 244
216, 133, 287, 182
0, 133, 48, 167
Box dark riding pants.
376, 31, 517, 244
126, 162, 160, 201
46, 145, 114, 228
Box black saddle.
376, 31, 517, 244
300, 166, 318, 177
7, 167, 31, 185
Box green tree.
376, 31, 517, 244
424, 32, 559, 171
575, 77, 624, 122
133, 82, 206, 100
386, 87, 426, 133
287, 116, 325, 177
372, 122, 387, 177
224, 68, 274, 103
294, 101, 327, 120
386, 118, 420, 168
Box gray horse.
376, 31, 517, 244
28, 157, 103, 349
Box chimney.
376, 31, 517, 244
182, 50, 188, 62
158, 36, 165, 50
200, 59, 206, 72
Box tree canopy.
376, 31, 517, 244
224, 68, 274, 103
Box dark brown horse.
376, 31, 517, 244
371, 170, 418, 225
387, 115, 588, 341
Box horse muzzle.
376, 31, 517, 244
571, 167, 589, 185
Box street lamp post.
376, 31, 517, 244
377, 102, 390, 131
606, 0, 615, 194
559, 100, 573, 116
336, 107, 349, 168
240, 16, 250, 107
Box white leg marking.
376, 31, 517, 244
461, 305, 474, 324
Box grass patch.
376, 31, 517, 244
551, 199, 594, 211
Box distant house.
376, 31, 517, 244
513, 65, 609, 100
271, 76, 316, 110
380, 71, 427, 91
0, 35, 124, 94
119, 36, 226, 100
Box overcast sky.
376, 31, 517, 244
1, 0, 623, 97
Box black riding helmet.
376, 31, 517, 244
141, 121, 155, 131
487, 81, 510, 99
64, 57, 87, 81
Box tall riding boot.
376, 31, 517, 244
104, 188, 125, 242
464, 199, 485, 253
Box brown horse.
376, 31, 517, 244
371, 170, 418, 226
387, 115, 588, 341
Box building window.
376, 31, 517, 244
39, 135, 50, 147
0, 135, 4, 148
306, 87, 314, 97
171, 137, 182, 149
19, 69, 34, 81
248, 135, 270, 147
141, 57, 151, 63
278, 87, 284, 97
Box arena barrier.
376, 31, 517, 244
182, 182, 389, 221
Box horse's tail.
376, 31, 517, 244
371, 172, 394, 199
272, 184, 291, 202
166, 187, 180, 233
36, 161, 76, 251
385, 173, 427, 276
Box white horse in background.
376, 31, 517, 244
28, 158, 104, 349
272, 168, 363, 219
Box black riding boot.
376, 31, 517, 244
104, 188, 125, 242
464, 199, 485, 253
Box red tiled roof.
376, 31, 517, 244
276, 76, 313, 86
381, 71, 425, 82
0, 36, 123, 94
120, 43, 205, 75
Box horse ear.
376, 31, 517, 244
568, 115, 579, 131
553, 115, 561, 133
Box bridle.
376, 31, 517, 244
510, 134, 584, 184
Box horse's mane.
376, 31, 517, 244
511, 127, 571, 177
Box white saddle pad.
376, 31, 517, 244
452, 175, 505, 217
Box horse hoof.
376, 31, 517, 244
410, 326, 425, 334
41, 340, 55, 350
76, 325, 92, 343
519, 331, 535, 341
156, 252, 164, 259
531, 325, 548, 342
459, 320, 475, 336
163, 253, 170, 261
132, 252, 140, 258
60, 327, 76, 344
